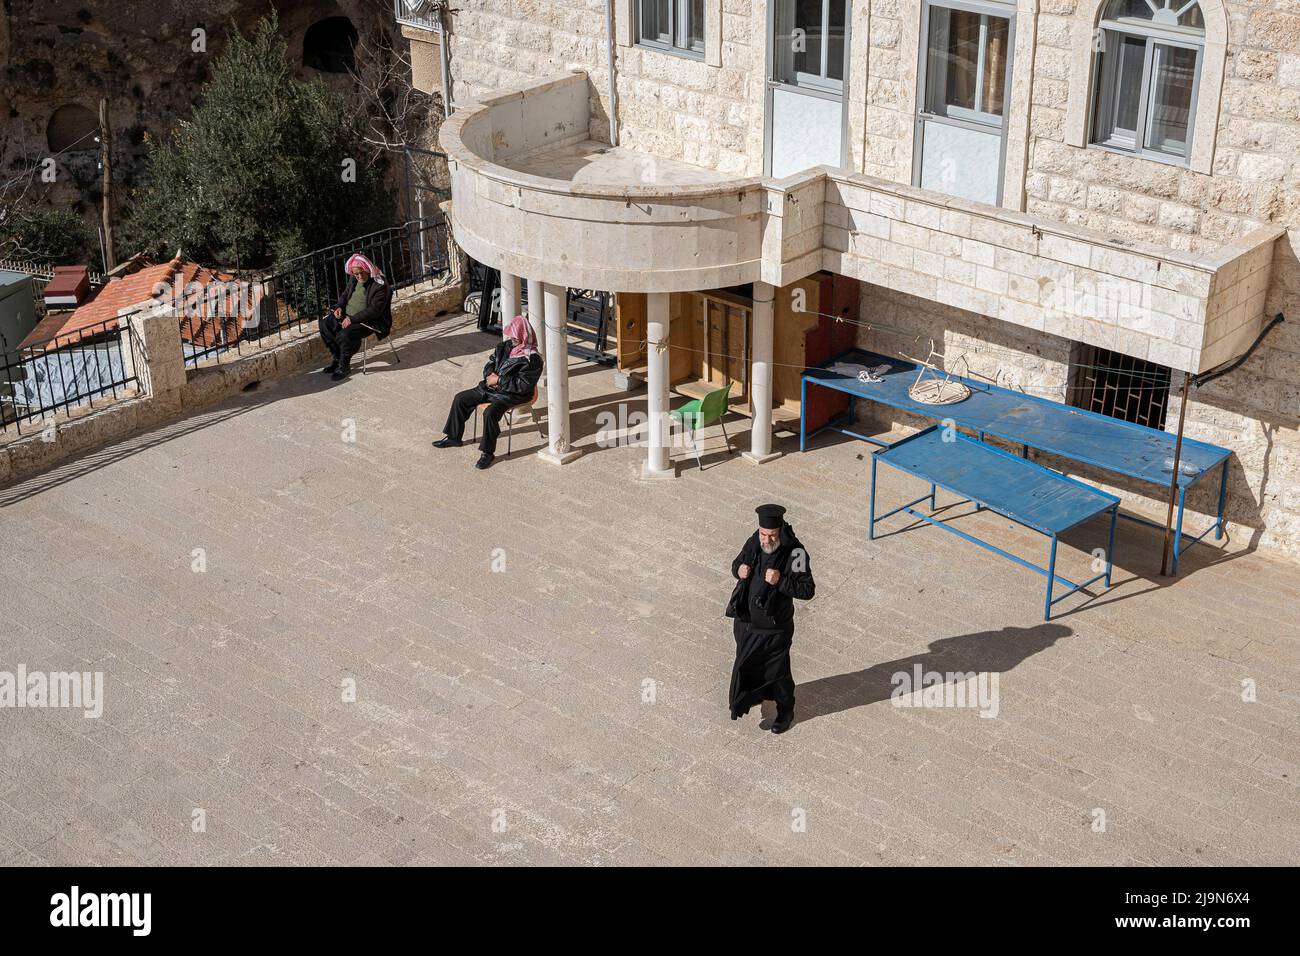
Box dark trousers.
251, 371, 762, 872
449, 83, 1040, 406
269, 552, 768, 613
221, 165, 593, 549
443, 384, 514, 455
772, 672, 796, 720
319, 313, 371, 369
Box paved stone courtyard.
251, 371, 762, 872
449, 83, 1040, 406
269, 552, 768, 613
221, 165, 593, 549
2, 314, 1298, 866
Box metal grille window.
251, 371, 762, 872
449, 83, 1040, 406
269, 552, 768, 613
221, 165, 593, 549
637, 0, 705, 57
1069, 344, 1171, 430
1090, 0, 1203, 164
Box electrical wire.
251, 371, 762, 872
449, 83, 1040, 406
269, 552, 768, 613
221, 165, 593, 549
530, 300, 1197, 396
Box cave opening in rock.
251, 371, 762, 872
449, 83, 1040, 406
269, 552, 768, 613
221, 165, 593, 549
46, 104, 100, 153
303, 16, 358, 73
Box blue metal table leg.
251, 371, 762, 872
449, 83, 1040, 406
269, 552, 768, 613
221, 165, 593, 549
1171, 485, 1187, 576
930, 483, 936, 511
1105, 505, 1117, 587
1215, 460, 1228, 541
800, 379, 807, 452
868, 455, 878, 541
1044, 535, 1059, 621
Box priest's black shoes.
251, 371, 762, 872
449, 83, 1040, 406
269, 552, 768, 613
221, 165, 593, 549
771, 715, 794, 734
432, 436, 462, 448
321, 361, 338, 374
475, 453, 494, 470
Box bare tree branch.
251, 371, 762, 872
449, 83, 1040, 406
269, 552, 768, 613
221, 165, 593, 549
344, 5, 434, 159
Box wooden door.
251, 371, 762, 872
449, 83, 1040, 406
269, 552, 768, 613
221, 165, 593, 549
701, 296, 750, 402
802, 273, 860, 432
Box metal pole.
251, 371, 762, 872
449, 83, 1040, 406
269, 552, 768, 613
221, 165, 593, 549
604, 0, 619, 145
1160, 370, 1192, 576
868, 454, 878, 541
436, 2, 453, 117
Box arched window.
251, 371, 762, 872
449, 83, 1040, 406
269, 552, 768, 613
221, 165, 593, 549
1090, 0, 1204, 163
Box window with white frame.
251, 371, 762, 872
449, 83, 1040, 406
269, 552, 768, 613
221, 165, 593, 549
771, 0, 848, 93
914, 0, 1015, 205
1090, 0, 1204, 163
637, 0, 705, 57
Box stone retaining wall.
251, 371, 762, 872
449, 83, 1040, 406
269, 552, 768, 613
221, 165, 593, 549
0, 279, 466, 488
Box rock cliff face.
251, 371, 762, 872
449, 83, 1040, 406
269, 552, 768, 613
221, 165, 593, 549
1, 0, 393, 220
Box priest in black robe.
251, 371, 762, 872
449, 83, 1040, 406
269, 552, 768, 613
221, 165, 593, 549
725, 504, 815, 733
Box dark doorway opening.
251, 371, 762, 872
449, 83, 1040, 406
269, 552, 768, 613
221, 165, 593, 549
303, 17, 358, 73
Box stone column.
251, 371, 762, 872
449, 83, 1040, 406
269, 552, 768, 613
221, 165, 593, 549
642, 292, 675, 479
526, 278, 545, 361
538, 282, 581, 465
119, 301, 186, 409
499, 271, 520, 332
743, 281, 780, 463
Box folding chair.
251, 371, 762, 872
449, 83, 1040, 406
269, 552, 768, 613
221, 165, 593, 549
472, 385, 545, 456
356, 323, 400, 374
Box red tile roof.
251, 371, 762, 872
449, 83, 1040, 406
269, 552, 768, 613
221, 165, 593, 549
19, 258, 255, 352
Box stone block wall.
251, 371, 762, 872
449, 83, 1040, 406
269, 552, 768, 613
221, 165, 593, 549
444, 0, 765, 175
821, 177, 1281, 374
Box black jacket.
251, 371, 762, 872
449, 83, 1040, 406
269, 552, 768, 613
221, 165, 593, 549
482, 340, 543, 404
333, 276, 394, 338
725, 523, 815, 627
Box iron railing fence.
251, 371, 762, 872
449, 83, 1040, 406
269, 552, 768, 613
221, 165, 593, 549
181, 217, 450, 368
0, 317, 137, 435
403, 145, 451, 221
393, 0, 443, 32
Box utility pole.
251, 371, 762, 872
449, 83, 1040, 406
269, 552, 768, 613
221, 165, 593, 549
99, 98, 115, 271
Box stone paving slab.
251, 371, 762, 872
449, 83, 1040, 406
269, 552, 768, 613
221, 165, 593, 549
1, 314, 1298, 866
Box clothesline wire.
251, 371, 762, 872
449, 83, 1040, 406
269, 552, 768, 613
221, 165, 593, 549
527, 301, 1186, 385
524, 305, 1191, 394
0, 128, 103, 191
602, 335, 1186, 395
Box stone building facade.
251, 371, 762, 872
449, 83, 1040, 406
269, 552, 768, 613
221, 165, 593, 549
407, 0, 1300, 559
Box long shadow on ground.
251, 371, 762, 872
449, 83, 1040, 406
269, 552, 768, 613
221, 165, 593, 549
796, 622, 1071, 723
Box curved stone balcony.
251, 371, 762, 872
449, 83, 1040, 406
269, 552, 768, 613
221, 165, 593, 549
439, 71, 781, 294
440, 70, 1283, 375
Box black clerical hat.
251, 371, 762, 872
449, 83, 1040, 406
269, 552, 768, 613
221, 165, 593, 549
756, 504, 786, 529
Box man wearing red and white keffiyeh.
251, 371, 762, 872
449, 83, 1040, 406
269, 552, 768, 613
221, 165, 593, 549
318, 253, 394, 381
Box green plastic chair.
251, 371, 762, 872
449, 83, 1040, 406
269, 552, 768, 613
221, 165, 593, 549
670, 380, 734, 470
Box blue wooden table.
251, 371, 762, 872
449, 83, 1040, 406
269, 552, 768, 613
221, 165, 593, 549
801, 348, 1231, 574
869, 426, 1119, 620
